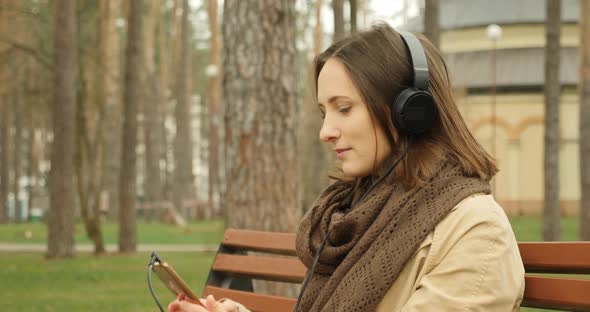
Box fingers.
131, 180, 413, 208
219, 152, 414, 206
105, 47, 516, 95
168, 296, 209, 312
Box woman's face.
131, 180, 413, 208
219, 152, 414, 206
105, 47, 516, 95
317, 58, 393, 178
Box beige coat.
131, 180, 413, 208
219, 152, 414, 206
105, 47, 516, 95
376, 194, 525, 311
232, 194, 525, 312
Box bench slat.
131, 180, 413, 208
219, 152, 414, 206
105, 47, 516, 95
212, 254, 307, 283
519, 242, 590, 274
223, 229, 297, 256
203, 286, 296, 312
522, 276, 590, 310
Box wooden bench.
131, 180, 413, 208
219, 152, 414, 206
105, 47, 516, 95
202, 229, 590, 312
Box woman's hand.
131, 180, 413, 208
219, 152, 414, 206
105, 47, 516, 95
168, 294, 239, 312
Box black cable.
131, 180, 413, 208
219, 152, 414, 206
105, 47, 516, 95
148, 251, 165, 312
293, 141, 411, 312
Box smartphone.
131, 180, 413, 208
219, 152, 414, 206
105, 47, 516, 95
152, 260, 205, 307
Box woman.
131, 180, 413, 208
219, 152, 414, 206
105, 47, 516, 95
169, 23, 525, 312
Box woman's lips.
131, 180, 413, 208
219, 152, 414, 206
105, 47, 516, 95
335, 148, 351, 159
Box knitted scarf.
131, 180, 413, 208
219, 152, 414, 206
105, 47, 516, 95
295, 161, 491, 311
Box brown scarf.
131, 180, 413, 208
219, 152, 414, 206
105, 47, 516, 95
295, 161, 491, 311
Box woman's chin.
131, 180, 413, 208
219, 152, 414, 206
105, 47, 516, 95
341, 165, 370, 179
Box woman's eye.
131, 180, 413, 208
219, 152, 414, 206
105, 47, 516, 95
338, 107, 351, 114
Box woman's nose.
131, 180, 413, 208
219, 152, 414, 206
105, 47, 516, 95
319, 122, 340, 142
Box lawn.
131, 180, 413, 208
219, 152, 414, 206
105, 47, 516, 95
0, 217, 584, 311
0, 219, 225, 245
0, 252, 215, 311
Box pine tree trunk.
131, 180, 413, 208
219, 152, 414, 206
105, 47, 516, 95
158, 1, 173, 202
424, 0, 440, 49
13, 80, 23, 223
143, 0, 164, 209
580, 0, 590, 240
173, 0, 195, 219
47, 0, 77, 258
543, 0, 561, 241
349, 0, 357, 34
222, 0, 300, 297
0, 0, 6, 224
207, 0, 221, 219
99, 0, 122, 221
76, 97, 106, 255
300, 0, 331, 213
0, 90, 10, 224
119, 0, 142, 253
332, 0, 345, 42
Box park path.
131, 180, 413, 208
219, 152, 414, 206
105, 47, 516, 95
0, 243, 218, 253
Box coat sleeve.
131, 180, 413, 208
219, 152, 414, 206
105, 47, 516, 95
400, 196, 525, 312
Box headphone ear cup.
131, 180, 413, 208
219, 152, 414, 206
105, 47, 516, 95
391, 88, 438, 135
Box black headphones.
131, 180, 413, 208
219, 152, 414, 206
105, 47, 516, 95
391, 31, 438, 135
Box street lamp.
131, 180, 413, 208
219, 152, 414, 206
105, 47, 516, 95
486, 24, 502, 195
205, 64, 218, 78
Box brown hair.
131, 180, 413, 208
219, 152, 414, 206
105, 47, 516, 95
314, 23, 497, 190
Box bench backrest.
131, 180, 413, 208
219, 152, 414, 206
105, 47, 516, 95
203, 229, 590, 312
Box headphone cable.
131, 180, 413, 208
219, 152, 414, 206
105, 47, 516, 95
148, 251, 165, 312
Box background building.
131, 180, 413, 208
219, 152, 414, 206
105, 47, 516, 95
403, 0, 581, 216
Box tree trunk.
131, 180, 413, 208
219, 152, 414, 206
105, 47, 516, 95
143, 0, 164, 210
424, 0, 440, 49
158, 1, 173, 202
75, 81, 105, 255
222, 0, 300, 296
300, 0, 331, 214
332, 0, 345, 42
119, 0, 142, 253
12, 80, 22, 223
580, 0, 590, 240
349, 0, 357, 34
207, 0, 221, 219
47, 0, 78, 258
0, 89, 10, 224
173, 0, 195, 219
99, 0, 122, 221
543, 0, 561, 241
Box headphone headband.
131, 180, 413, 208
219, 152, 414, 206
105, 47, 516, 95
398, 31, 429, 91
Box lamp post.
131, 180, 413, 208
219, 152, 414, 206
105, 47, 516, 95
486, 23, 502, 195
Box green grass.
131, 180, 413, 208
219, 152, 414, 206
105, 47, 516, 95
0, 252, 216, 311
510, 216, 580, 241
0, 220, 225, 245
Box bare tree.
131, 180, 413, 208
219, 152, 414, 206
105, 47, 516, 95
75, 68, 106, 255
0, 6, 10, 223
424, 0, 440, 49
173, 0, 195, 219
143, 0, 164, 207
47, 0, 78, 258
349, 0, 357, 34
580, 0, 590, 240
333, 0, 345, 42
99, 0, 122, 221
300, 0, 331, 213
207, 0, 221, 219
543, 0, 561, 241
13, 70, 23, 223
119, 0, 143, 253
0, 84, 10, 224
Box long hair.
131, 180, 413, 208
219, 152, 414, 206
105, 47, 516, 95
314, 23, 497, 191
